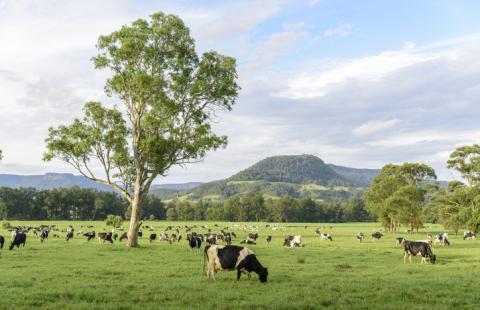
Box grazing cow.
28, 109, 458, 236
266, 235, 272, 244
137, 230, 143, 238
188, 234, 202, 253
149, 233, 157, 243
248, 233, 259, 241
113, 233, 118, 241
0, 235, 4, 251
320, 233, 333, 241
177, 235, 182, 243
160, 233, 169, 241
434, 234, 450, 246
356, 232, 364, 242
204, 245, 268, 282
396, 237, 406, 245
84, 231, 96, 242
170, 234, 178, 244
283, 235, 303, 247
206, 235, 216, 245
66, 231, 74, 242
371, 232, 383, 240
464, 231, 476, 240
119, 232, 128, 242
9, 233, 27, 250
40, 230, 49, 243
98, 232, 114, 244
402, 240, 436, 264
224, 235, 232, 245
240, 239, 256, 245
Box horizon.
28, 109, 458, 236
1, 0, 479, 183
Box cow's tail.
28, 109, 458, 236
203, 245, 211, 273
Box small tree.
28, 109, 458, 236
43, 12, 239, 247
106, 214, 123, 228
166, 208, 178, 221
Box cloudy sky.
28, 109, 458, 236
1, 0, 480, 184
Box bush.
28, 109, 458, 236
149, 214, 156, 221
1, 221, 12, 229
105, 214, 123, 227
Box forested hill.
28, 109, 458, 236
151, 155, 381, 202
230, 155, 346, 185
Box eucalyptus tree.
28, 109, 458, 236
44, 13, 239, 247
447, 144, 480, 187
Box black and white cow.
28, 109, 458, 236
283, 235, 303, 247
9, 232, 27, 250
319, 233, 333, 241
204, 245, 268, 282
240, 239, 256, 245
40, 230, 49, 243
188, 234, 202, 253
402, 240, 436, 264
84, 231, 96, 242
119, 232, 128, 242
149, 233, 157, 243
356, 232, 364, 242
371, 232, 383, 240
98, 232, 114, 244
464, 231, 476, 240
434, 233, 450, 246
266, 235, 272, 244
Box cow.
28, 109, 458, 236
170, 234, 178, 244
356, 232, 364, 242
320, 233, 333, 241
188, 234, 202, 253
0, 235, 4, 253
204, 245, 268, 282
248, 233, 259, 241
119, 232, 128, 242
224, 235, 232, 245
98, 232, 114, 244
137, 230, 143, 238
402, 240, 436, 264
149, 233, 157, 243
434, 233, 450, 246
240, 239, 256, 245
84, 231, 96, 242
66, 231, 74, 242
464, 231, 476, 240
283, 235, 303, 247
371, 232, 383, 240
160, 233, 169, 242
266, 235, 272, 244
206, 235, 216, 245
113, 233, 118, 241
9, 232, 27, 250
39, 230, 49, 243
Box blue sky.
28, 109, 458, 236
1, 0, 480, 183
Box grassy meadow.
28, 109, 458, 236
1, 221, 479, 309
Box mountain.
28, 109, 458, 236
151, 155, 381, 202
0, 173, 202, 192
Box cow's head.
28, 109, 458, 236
258, 267, 268, 283
429, 255, 436, 264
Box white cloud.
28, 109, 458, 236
353, 119, 401, 136
323, 23, 352, 38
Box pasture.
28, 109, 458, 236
1, 221, 480, 309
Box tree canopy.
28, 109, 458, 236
44, 12, 239, 246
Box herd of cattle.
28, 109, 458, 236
0, 224, 478, 282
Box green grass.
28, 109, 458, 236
1, 221, 479, 309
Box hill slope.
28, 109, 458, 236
152, 155, 381, 202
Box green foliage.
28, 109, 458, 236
166, 208, 178, 221
43, 12, 239, 239
365, 163, 436, 231
105, 214, 123, 227
1, 220, 11, 229
447, 144, 480, 186
0, 198, 6, 220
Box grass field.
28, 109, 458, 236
1, 221, 479, 309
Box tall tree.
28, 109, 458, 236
43, 13, 239, 247
447, 144, 480, 187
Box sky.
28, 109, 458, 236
1, 0, 480, 184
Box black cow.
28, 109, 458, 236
371, 232, 383, 240
248, 233, 259, 241
266, 236, 272, 244
149, 233, 157, 243
204, 245, 268, 282
119, 232, 128, 242
402, 240, 436, 264
84, 231, 96, 242
9, 233, 27, 250
98, 232, 114, 244
0, 235, 4, 250
66, 231, 74, 242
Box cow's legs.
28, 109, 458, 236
403, 252, 408, 264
